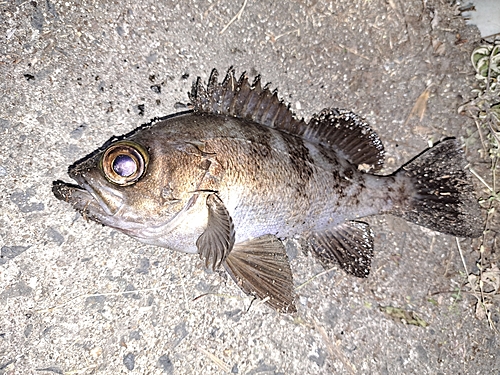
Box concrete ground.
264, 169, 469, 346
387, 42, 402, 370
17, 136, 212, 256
1, 0, 498, 374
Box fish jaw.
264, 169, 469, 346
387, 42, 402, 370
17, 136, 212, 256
52, 177, 164, 239
52, 180, 113, 225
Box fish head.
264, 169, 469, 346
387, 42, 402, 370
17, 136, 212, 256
53, 133, 214, 245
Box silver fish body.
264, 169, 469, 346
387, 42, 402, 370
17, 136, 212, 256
53, 68, 483, 312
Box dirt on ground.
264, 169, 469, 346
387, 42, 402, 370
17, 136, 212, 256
0, 0, 498, 374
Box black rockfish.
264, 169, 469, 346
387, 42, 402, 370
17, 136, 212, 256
53, 68, 483, 312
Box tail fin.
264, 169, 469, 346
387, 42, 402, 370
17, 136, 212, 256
391, 138, 483, 238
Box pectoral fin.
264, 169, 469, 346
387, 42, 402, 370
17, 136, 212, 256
310, 221, 374, 278
223, 235, 296, 313
196, 194, 235, 269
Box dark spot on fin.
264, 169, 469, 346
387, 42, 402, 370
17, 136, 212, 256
309, 221, 374, 278
223, 235, 296, 313
391, 138, 484, 238
189, 68, 384, 171
196, 194, 235, 269
307, 109, 385, 172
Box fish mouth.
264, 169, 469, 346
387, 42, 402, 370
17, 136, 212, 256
52, 175, 125, 223
52, 180, 103, 219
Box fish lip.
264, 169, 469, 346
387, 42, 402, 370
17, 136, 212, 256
52, 179, 91, 202
52, 179, 99, 216
53, 172, 124, 217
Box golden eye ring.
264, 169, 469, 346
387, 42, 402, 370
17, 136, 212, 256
101, 141, 149, 186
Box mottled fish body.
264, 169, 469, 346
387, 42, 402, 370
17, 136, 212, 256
53, 68, 483, 312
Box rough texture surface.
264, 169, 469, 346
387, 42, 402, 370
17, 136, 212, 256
0, 1, 497, 374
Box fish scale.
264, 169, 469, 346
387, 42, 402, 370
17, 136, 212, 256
201, 121, 375, 239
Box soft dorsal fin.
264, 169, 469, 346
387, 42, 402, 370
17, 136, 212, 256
189, 68, 384, 171
308, 109, 385, 172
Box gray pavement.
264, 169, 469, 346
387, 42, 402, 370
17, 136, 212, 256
1, 1, 498, 374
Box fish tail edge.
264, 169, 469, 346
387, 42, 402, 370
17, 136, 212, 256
390, 138, 484, 238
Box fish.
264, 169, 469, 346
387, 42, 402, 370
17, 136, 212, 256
52, 68, 484, 313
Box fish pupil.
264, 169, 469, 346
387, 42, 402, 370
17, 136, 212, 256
112, 154, 137, 177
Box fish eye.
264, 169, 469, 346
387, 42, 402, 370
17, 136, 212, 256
101, 141, 149, 186
113, 154, 137, 177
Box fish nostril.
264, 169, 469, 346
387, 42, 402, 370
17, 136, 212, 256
68, 165, 77, 177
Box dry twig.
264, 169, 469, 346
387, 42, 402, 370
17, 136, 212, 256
220, 0, 248, 34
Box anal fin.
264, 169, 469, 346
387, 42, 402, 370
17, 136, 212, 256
310, 221, 374, 278
223, 235, 296, 313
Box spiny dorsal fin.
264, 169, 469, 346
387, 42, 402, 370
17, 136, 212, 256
190, 68, 384, 171
190, 67, 304, 133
